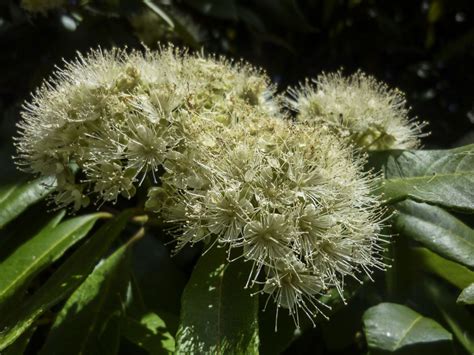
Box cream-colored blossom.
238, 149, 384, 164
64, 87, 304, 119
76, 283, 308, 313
286, 70, 426, 150
16, 47, 388, 327
169, 119, 388, 323
16, 46, 277, 210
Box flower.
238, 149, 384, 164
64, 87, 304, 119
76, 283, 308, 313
262, 259, 327, 328
16, 46, 389, 327
15, 46, 277, 210
167, 120, 388, 324
286, 70, 427, 150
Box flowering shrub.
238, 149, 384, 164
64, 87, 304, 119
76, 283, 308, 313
15, 47, 389, 326
1, 44, 472, 354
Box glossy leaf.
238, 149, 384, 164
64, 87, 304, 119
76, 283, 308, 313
40, 236, 136, 354
0, 176, 55, 229
424, 279, 474, 354
0, 212, 107, 308
121, 259, 176, 354
176, 247, 259, 354
369, 144, 474, 211
394, 200, 474, 268
457, 283, 474, 305
121, 313, 175, 354
143, 0, 174, 28
130, 234, 186, 333
2, 326, 36, 355
411, 247, 474, 289
0, 210, 133, 351
363, 302, 452, 351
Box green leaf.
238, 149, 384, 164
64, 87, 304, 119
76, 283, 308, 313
143, 0, 174, 28
457, 283, 474, 305
393, 200, 474, 268
40, 234, 137, 354
121, 255, 176, 354
0, 176, 55, 229
0, 210, 134, 351
0, 212, 107, 309
424, 279, 474, 354
363, 302, 452, 351
121, 313, 175, 354
169, 12, 201, 48
369, 144, 474, 211
129, 234, 186, 333
411, 248, 474, 289
2, 326, 36, 355
176, 247, 259, 354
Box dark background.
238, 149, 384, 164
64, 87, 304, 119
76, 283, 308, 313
1, 1, 473, 164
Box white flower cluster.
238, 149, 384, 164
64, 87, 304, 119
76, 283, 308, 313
286, 71, 426, 150
155, 122, 387, 326
16, 47, 276, 210
16, 47, 402, 325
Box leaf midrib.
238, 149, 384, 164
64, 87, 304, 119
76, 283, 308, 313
78, 271, 114, 354
0, 185, 18, 205
393, 315, 422, 350
384, 171, 473, 183
400, 212, 474, 250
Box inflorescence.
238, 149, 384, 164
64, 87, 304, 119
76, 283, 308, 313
16, 46, 422, 327
286, 70, 427, 151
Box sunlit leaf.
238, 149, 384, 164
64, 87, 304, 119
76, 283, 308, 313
0, 177, 55, 229
363, 302, 452, 351
393, 200, 474, 268
411, 247, 474, 289
176, 247, 259, 354
0, 210, 134, 351
0, 212, 107, 310
457, 283, 474, 305
143, 0, 174, 28
369, 144, 474, 211
2, 326, 36, 355
40, 234, 138, 354
121, 313, 175, 354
